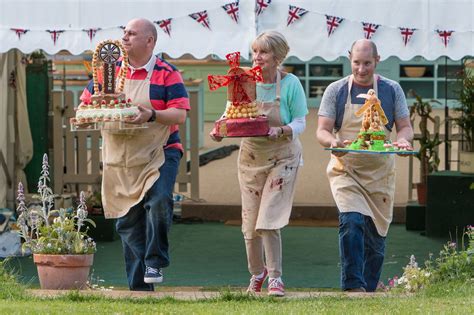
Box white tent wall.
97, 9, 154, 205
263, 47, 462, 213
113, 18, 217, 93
258, 0, 474, 61
0, 0, 256, 58
0, 0, 472, 60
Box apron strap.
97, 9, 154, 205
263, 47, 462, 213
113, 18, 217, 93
275, 70, 281, 101
346, 74, 378, 104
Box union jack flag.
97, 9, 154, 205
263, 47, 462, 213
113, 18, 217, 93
287, 5, 308, 27
362, 22, 379, 39
83, 28, 101, 42
155, 19, 172, 37
189, 10, 211, 30
436, 30, 454, 47
46, 30, 64, 45
222, 1, 239, 23
325, 15, 344, 37
255, 0, 271, 16
399, 28, 416, 46
11, 28, 28, 40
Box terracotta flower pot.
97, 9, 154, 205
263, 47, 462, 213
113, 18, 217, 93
33, 254, 94, 290
416, 183, 427, 205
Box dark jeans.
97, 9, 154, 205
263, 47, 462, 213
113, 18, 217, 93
339, 212, 386, 292
116, 148, 182, 291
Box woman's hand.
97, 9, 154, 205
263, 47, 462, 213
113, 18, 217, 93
209, 128, 223, 142
267, 126, 282, 140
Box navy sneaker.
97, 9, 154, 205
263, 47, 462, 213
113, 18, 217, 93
144, 266, 163, 284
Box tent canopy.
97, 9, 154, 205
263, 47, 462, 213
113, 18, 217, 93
0, 0, 473, 60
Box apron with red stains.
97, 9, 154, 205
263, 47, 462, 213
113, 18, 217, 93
239, 71, 302, 234
326, 75, 395, 236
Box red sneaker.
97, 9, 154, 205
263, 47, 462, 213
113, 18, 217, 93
246, 268, 268, 293
268, 277, 285, 297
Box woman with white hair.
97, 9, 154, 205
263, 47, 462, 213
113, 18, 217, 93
212, 31, 308, 296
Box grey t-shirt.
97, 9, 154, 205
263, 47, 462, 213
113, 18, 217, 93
318, 75, 409, 131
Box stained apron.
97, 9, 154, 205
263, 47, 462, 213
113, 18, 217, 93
239, 71, 302, 233
326, 75, 395, 236
101, 68, 170, 219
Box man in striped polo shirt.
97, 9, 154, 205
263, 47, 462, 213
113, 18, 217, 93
80, 18, 189, 291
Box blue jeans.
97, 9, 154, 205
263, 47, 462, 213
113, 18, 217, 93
339, 212, 386, 292
116, 148, 182, 291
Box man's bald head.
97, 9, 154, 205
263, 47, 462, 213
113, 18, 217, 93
128, 18, 157, 44
349, 39, 379, 59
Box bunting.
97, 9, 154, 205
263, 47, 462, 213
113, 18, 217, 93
11, 28, 28, 40
189, 10, 211, 30
362, 22, 380, 39
46, 30, 64, 45
325, 15, 344, 37
255, 0, 271, 16
287, 5, 308, 27
155, 19, 172, 37
436, 30, 454, 47
2, 3, 470, 51
399, 28, 416, 46
222, 1, 239, 23
83, 28, 100, 42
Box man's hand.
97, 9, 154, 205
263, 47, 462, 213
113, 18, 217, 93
129, 105, 151, 124
330, 139, 349, 157
394, 138, 414, 157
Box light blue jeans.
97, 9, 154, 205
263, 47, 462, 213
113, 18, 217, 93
116, 148, 182, 291
339, 212, 386, 292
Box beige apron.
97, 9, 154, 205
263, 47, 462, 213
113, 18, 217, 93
327, 75, 395, 236
239, 71, 302, 233
101, 69, 170, 219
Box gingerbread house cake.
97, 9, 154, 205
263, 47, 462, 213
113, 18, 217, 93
71, 40, 139, 126
208, 52, 269, 137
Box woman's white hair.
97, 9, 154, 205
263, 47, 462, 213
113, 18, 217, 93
252, 30, 290, 65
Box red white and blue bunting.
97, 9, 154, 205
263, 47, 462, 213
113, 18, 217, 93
189, 11, 211, 30
155, 19, 172, 37
2, 1, 472, 56
11, 28, 28, 40
255, 0, 271, 16
362, 22, 380, 40
46, 30, 64, 45
399, 28, 416, 46
222, 1, 240, 23
83, 28, 100, 42
437, 30, 454, 47
325, 15, 344, 37
286, 5, 308, 27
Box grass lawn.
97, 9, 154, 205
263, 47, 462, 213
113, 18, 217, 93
0, 282, 473, 314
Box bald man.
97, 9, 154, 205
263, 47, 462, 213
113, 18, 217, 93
316, 39, 413, 292
80, 18, 190, 291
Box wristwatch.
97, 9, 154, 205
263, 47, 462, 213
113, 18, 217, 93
147, 109, 156, 122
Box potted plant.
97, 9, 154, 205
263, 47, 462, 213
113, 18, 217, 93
16, 154, 96, 290
453, 66, 474, 173
409, 93, 442, 205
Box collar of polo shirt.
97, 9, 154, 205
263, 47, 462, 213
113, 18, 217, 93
129, 54, 156, 75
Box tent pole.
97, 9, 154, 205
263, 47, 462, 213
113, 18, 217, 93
444, 56, 449, 170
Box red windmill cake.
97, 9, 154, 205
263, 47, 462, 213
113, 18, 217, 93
208, 52, 269, 137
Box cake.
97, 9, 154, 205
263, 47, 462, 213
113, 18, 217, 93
208, 52, 269, 138
70, 98, 139, 125
72, 39, 139, 127
346, 89, 397, 151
